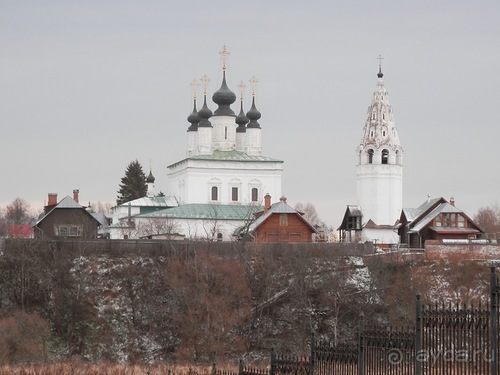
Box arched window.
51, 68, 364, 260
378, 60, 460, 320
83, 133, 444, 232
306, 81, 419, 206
251, 187, 258, 202
382, 149, 389, 164
211, 186, 218, 201
368, 149, 374, 164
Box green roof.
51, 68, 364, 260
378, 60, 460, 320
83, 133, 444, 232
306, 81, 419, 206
137, 203, 262, 221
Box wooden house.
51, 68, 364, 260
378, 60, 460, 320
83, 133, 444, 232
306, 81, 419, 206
35, 191, 101, 239
243, 195, 318, 243
398, 197, 484, 248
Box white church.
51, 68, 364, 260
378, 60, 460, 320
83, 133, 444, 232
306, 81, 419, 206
108, 47, 284, 240
338, 60, 404, 245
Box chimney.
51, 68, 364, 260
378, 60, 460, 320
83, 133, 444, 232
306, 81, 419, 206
264, 193, 271, 213
73, 189, 79, 203
280, 196, 287, 203
47, 193, 58, 206
450, 196, 455, 207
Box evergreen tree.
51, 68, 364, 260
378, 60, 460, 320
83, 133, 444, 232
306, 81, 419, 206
116, 160, 148, 205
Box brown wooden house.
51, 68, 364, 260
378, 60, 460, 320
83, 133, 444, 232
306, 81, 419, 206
34, 192, 101, 239
244, 195, 318, 243
398, 197, 484, 248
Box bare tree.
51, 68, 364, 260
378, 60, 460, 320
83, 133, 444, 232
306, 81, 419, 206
135, 217, 181, 239
474, 204, 500, 237
4, 198, 35, 225
294, 202, 325, 227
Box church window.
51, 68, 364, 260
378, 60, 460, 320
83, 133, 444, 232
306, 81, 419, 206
368, 149, 374, 164
383, 130, 386, 136
232, 187, 239, 202
382, 149, 389, 164
225, 126, 228, 140
251, 188, 258, 202
280, 214, 288, 226
370, 131, 374, 138
383, 114, 385, 120
211, 186, 218, 201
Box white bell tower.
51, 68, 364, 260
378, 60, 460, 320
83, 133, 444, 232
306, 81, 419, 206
356, 56, 403, 244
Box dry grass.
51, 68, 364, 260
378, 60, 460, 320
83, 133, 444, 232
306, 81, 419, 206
0, 363, 217, 375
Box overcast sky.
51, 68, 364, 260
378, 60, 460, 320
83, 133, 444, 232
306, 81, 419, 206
1, 0, 499, 226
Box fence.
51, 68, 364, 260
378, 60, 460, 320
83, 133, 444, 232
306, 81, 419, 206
214, 266, 500, 375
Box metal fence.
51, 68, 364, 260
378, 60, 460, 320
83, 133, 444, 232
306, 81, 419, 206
216, 266, 500, 375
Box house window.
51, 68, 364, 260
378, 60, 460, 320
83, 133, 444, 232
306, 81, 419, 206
458, 215, 465, 227
251, 188, 259, 202
368, 149, 374, 164
382, 149, 389, 164
217, 233, 223, 241
435, 216, 442, 227
280, 214, 288, 226
442, 213, 457, 227
56, 225, 82, 237
211, 186, 218, 201
231, 187, 239, 202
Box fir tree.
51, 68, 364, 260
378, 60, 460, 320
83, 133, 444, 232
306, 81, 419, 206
116, 160, 148, 205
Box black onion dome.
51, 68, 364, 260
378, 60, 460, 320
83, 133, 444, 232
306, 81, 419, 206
212, 71, 236, 116
187, 98, 200, 131
246, 96, 261, 129
236, 101, 248, 133
197, 95, 213, 128
146, 170, 155, 183
377, 66, 384, 78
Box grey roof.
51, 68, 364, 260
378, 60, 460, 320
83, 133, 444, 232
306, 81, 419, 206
137, 203, 262, 221
36, 195, 100, 226
247, 201, 317, 233
118, 195, 178, 208
56, 195, 84, 209
168, 150, 283, 168
409, 203, 462, 233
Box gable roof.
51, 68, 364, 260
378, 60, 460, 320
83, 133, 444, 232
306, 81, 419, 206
247, 200, 318, 233
404, 197, 484, 235
337, 205, 362, 230
36, 195, 101, 226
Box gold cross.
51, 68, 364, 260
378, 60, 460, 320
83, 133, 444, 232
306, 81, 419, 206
190, 79, 199, 99
377, 54, 384, 70
248, 75, 259, 96
219, 45, 230, 71
236, 81, 246, 101
200, 74, 210, 95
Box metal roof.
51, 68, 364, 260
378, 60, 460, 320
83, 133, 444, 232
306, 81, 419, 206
118, 195, 178, 208
409, 203, 462, 233
168, 150, 283, 168
247, 201, 317, 233
137, 203, 262, 221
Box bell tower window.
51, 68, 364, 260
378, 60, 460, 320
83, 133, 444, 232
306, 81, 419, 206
368, 149, 374, 164
382, 149, 389, 164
